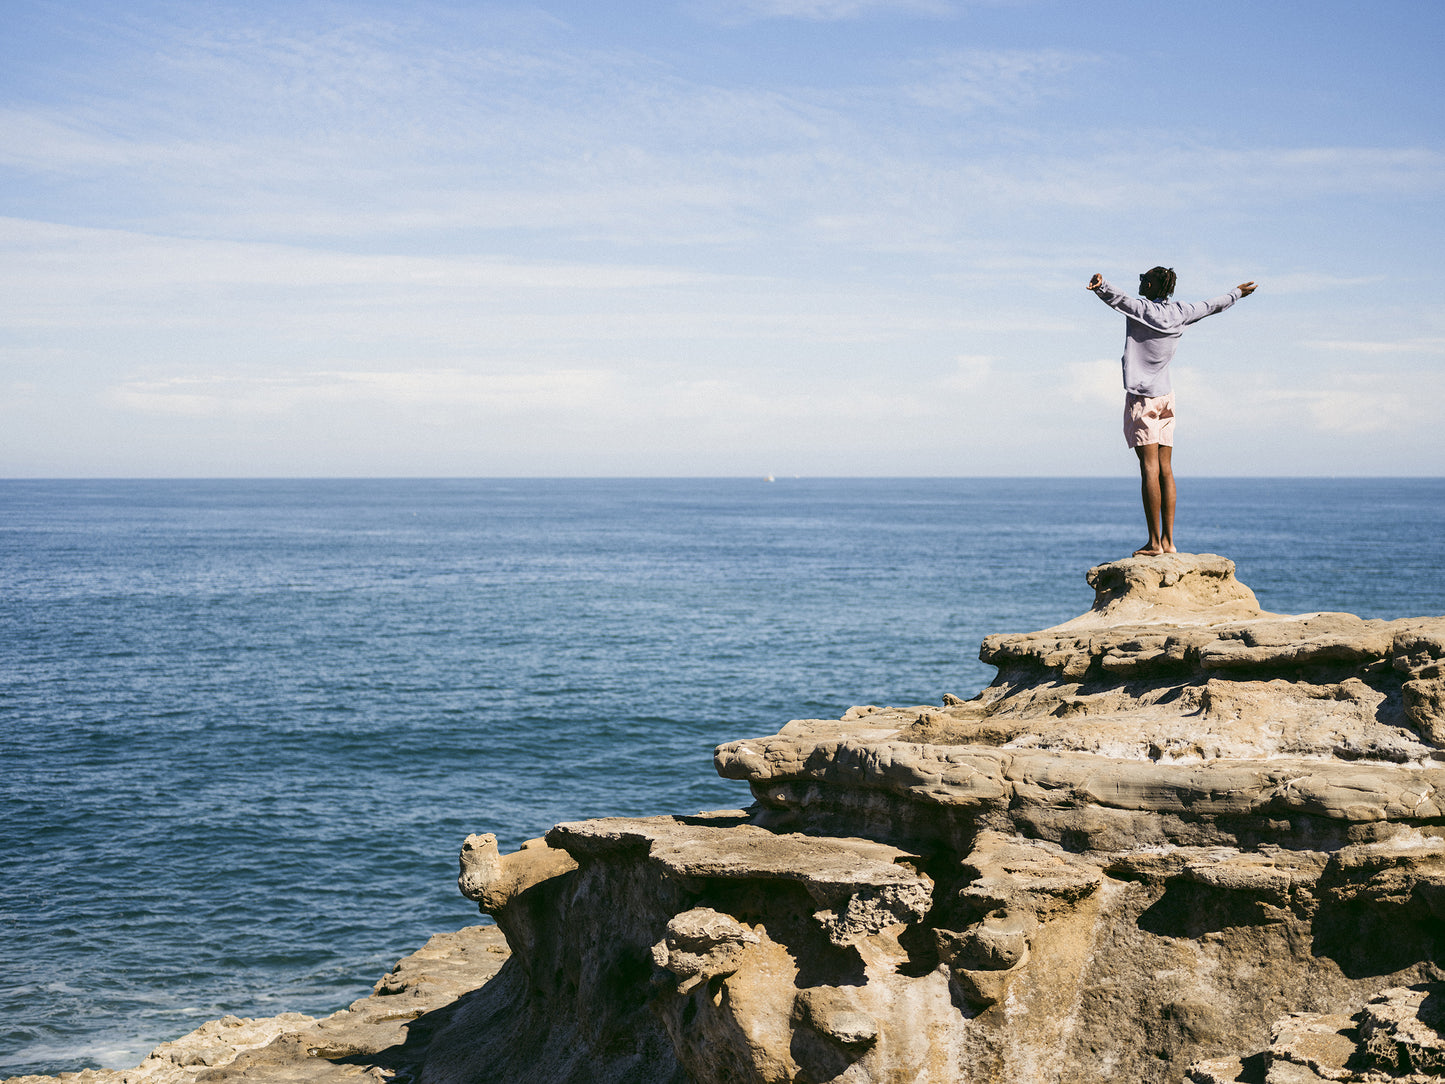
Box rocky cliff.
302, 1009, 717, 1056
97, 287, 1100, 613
11, 554, 1444, 1084
449, 554, 1445, 1084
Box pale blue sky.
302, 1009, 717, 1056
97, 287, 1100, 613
2, 0, 1442, 476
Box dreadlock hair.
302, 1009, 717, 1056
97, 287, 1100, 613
1140, 266, 1177, 300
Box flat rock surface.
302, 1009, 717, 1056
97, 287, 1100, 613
548, 814, 933, 917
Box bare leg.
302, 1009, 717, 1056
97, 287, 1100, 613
1134, 443, 1163, 556
1158, 444, 1176, 553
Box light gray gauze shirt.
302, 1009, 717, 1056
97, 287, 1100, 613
1093, 279, 1243, 398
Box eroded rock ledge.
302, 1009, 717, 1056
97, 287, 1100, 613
450, 555, 1445, 1084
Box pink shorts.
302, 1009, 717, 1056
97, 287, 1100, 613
1124, 392, 1175, 448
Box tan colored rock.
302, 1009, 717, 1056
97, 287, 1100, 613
650, 908, 760, 994
457, 832, 578, 914
1358, 985, 1445, 1076
3, 927, 511, 1084
548, 815, 934, 946
1186, 1055, 1252, 1083
1056, 553, 1269, 629
1403, 678, 1445, 744
791, 986, 878, 1048
1267, 1012, 1360, 1081
963, 557, 1445, 759
1392, 620, 1445, 674
1186, 984, 1445, 1084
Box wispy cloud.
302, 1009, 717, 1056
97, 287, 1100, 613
1295, 388, 1418, 436
906, 48, 1098, 113
1061, 359, 1445, 443
1251, 272, 1382, 295
1180, 367, 1445, 437
940, 354, 995, 390
109, 368, 621, 418
0, 217, 1053, 354
3, 8, 1435, 259
1165, 146, 1445, 201
1303, 337, 1445, 355
106, 367, 949, 436
689, 0, 953, 24
0, 218, 719, 289
1063, 360, 1120, 409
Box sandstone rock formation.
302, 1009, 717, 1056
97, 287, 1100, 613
450, 555, 1445, 1083
12, 554, 1444, 1084
3, 926, 510, 1084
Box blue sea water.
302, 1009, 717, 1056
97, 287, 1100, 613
2, 477, 1444, 1078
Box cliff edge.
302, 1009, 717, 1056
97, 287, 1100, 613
11, 555, 1444, 1084
452, 554, 1445, 1084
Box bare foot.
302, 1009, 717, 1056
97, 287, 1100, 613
1161, 543, 1177, 553
1133, 546, 1163, 557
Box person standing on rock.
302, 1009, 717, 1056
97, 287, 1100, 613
1088, 267, 1257, 557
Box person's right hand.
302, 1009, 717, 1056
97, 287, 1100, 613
1238, 281, 1257, 296
1087, 273, 1103, 291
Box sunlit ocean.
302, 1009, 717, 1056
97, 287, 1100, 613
3, 477, 1443, 1077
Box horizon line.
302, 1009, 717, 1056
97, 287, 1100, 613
3, 474, 1443, 483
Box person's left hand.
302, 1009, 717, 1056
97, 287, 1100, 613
1238, 281, 1257, 296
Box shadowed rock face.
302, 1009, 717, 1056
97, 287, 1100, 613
445, 555, 1445, 1084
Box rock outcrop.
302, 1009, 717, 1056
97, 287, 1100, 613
12, 554, 1444, 1084
3, 926, 510, 1084
450, 555, 1445, 1084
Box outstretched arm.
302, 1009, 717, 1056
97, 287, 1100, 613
1174, 281, 1258, 326
1087, 275, 1178, 329
1091, 273, 1255, 296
